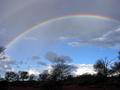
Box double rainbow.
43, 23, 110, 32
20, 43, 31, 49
6, 14, 119, 48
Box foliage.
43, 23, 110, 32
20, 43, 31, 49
5, 71, 19, 81
38, 71, 49, 81
94, 58, 110, 76
29, 74, 36, 81
18, 71, 29, 81
50, 63, 76, 81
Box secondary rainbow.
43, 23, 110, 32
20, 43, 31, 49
6, 14, 119, 48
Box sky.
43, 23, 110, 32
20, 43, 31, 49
0, 0, 120, 75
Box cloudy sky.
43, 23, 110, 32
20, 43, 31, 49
0, 0, 120, 75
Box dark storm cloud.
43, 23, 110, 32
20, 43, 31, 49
0, 0, 120, 47
45, 52, 72, 63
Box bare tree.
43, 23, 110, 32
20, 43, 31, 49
111, 51, 120, 75
94, 58, 110, 76
50, 63, 76, 81
111, 62, 120, 75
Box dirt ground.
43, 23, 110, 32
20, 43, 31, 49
7, 85, 120, 90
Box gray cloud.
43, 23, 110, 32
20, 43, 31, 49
37, 61, 47, 66
45, 52, 72, 63
31, 55, 40, 60
91, 28, 120, 47
67, 27, 120, 48
0, 0, 120, 47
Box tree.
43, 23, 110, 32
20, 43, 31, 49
0, 46, 6, 60
5, 71, 19, 81
111, 51, 120, 75
38, 70, 49, 81
45, 52, 76, 81
94, 58, 110, 76
111, 62, 120, 75
19, 71, 29, 81
29, 74, 36, 81
50, 63, 76, 81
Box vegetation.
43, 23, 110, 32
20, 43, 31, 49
93, 58, 110, 76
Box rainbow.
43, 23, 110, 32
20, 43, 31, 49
6, 14, 119, 48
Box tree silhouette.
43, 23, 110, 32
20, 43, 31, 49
0, 46, 6, 60
111, 62, 120, 75
38, 70, 49, 81
50, 63, 76, 81
29, 74, 36, 81
94, 58, 110, 76
111, 51, 120, 75
5, 71, 19, 82
18, 71, 29, 81
45, 52, 76, 81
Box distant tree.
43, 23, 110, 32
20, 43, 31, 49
50, 63, 76, 81
0, 46, 6, 60
45, 52, 76, 81
111, 51, 120, 75
19, 71, 29, 81
38, 70, 49, 81
29, 74, 36, 81
111, 62, 120, 75
94, 58, 110, 76
5, 71, 19, 81
0, 74, 4, 81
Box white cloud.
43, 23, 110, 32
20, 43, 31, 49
0, 55, 16, 74
74, 64, 96, 75
68, 42, 81, 47
90, 28, 120, 47
28, 69, 40, 75
42, 63, 93, 76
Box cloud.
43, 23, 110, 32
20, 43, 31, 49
59, 27, 120, 48
37, 61, 47, 66
68, 42, 81, 47
90, 28, 120, 47
45, 52, 72, 63
74, 64, 96, 75
0, 56, 16, 75
35, 64, 94, 76
31, 55, 40, 60
28, 68, 40, 75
